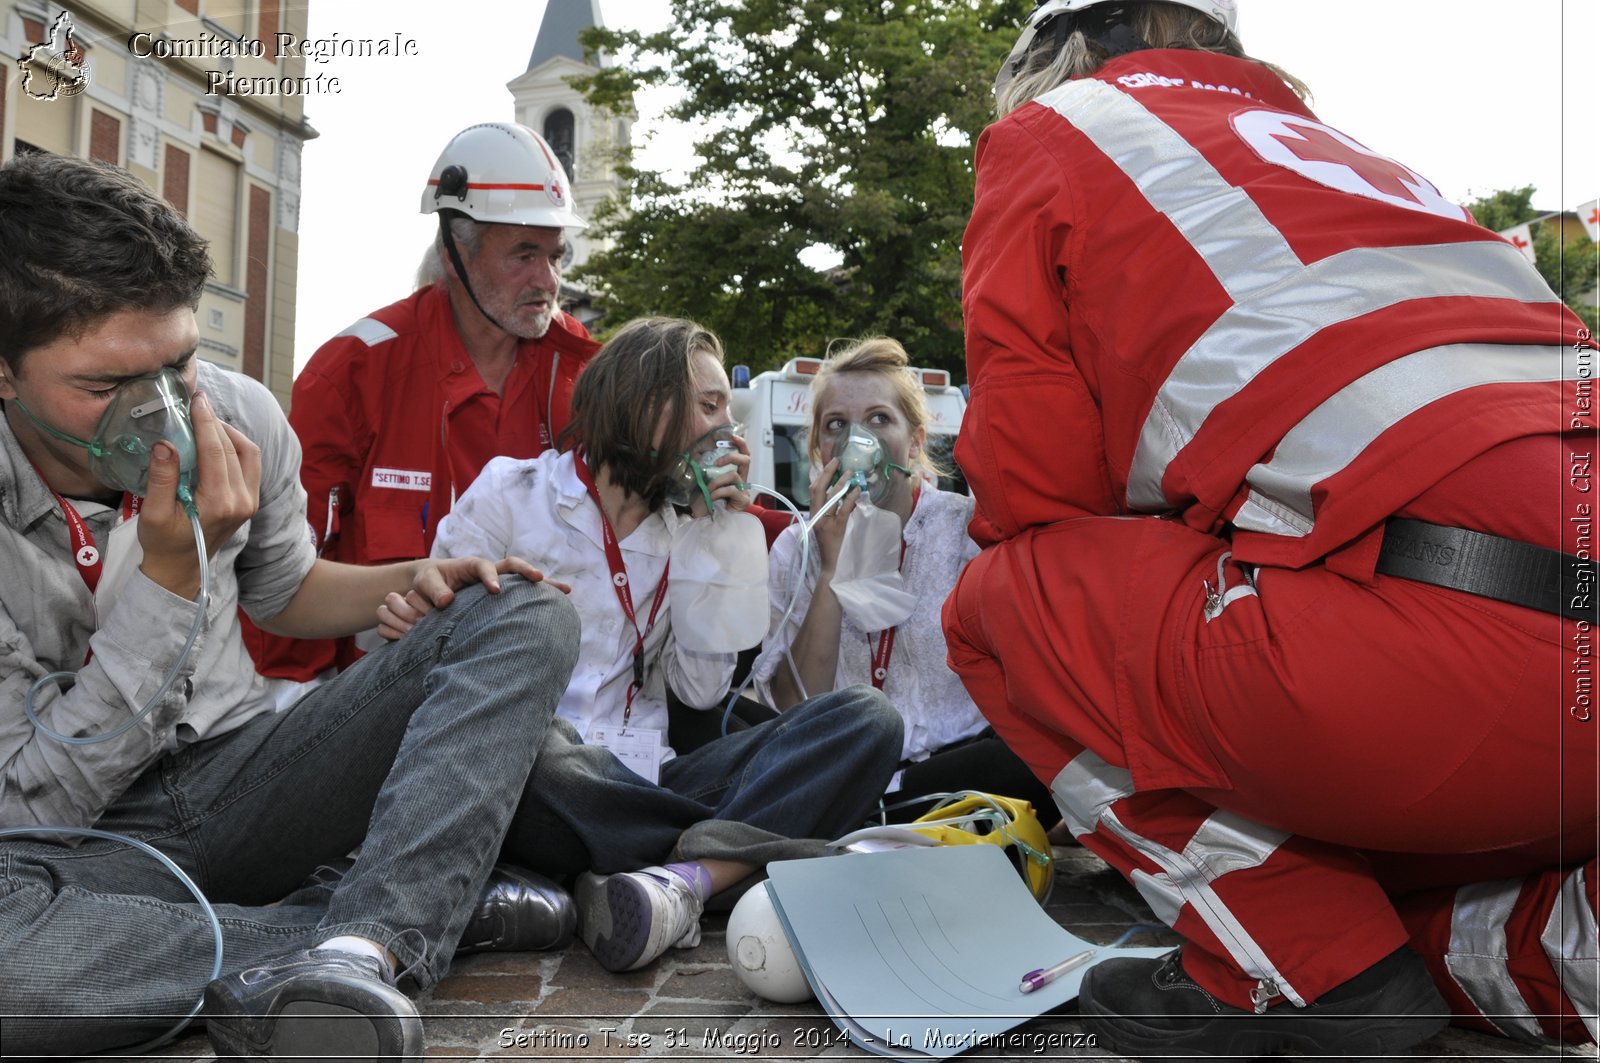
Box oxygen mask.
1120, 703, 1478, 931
13, 366, 197, 499
824, 421, 910, 507
664, 422, 743, 511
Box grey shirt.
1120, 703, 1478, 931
0, 362, 316, 828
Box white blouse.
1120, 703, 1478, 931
432, 450, 734, 752
752, 486, 986, 763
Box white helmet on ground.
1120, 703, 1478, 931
996, 0, 1240, 99
420, 121, 586, 231
726, 883, 814, 1004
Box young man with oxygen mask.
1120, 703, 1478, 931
750, 339, 1055, 823
0, 153, 586, 1060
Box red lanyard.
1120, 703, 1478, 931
47, 490, 138, 665
575, 456, 669, 727
49, 490, 139, 595
866, 489, 918, 691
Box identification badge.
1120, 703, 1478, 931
588, 725, 664, 785
93, 514, 144, 625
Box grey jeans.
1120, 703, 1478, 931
0, 577, 905, 1056
0, 577, 579, 1055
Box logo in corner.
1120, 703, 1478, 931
546, 178, 566, 207
19, 11, 92, 102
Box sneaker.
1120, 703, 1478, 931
575, 866, 704, 972
1078, 946, 1448, 1060
204, 948, 422, 1061
458, 864, 576, 953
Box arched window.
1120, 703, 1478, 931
544, 109, 576, 181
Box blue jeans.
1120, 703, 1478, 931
0, 578, 902, 1056
0, 577, 579, 1056
503, 684, 904, 875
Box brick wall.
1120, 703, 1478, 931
244, 184, 270, 381
259, 0, 281, 56
89, 109, 120, 164
163, 143, 189, 216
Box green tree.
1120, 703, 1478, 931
1465, 186, 1600, 335
574, 0, 1027, 378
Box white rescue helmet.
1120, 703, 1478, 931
996, 0, 1239, 99
1028, 0, 1236, 35
725, 883, 814, 1004
420, 121, 586, 230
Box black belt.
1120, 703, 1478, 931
1376, 518, 1596, 622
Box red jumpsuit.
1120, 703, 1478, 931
244, 284, 599, 680
947, 48, 1597, 1043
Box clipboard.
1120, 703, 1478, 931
764, 844, 1172, 1060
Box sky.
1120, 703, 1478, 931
290, 0, 1598, 373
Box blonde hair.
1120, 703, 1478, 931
808, 337, 945, 480
996, 1, 1309, 118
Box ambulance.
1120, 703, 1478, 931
729, 357, 968, 512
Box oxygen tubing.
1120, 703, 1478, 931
717, 479, 859, 734
0, 824, 224, 1052
7, 490, 223, 1050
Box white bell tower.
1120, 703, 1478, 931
508, 0, 633, 275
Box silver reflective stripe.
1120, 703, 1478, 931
1447, 879, 1544, 1041
1540, 865, 1599, 1042
1100, 806, 1300, 1004
1131, 867, 1185, 927
1051, 750, 1301, 1003
1127, 243, 1559, 515
335, 316, 399, 347
1035, 82, 1562, 518
1181, 810, 1289, 880
1235, 342, 1577, 536
1039, 80, 1301, 302
1051, 749, 1135, 839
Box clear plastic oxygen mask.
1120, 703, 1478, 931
13, 365, 198, 502
823, 421, 911, 507
665, 422, 744, 512
18, 365, 210, 746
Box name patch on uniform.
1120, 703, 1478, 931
371, 467, 432, 491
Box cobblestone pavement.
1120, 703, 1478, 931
141, 848, 1589, 1063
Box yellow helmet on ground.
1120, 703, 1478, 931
832, 791, 1055, 904
907, 792, 1054, 903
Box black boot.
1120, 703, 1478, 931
1078, 946, 1448, 1059
458, 864, 576, 953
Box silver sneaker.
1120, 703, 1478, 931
576, 866, 704, 972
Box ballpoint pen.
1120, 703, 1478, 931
1018, 948, 1097, 993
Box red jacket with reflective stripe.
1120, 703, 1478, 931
243, 284, 599, 680
960, 50, 1583, 568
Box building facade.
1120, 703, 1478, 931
2, 0, 313, 408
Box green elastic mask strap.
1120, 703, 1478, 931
687, 452, 716, 514
9, 396, 103, 456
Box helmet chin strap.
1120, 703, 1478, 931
437, 212, 508, 334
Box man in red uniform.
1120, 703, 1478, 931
246, 123, 600, 684
946, 1, 1597, 1057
